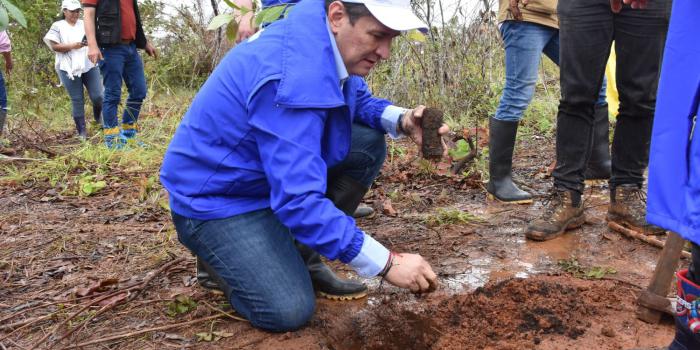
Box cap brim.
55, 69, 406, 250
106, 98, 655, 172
365, 4, 428, 33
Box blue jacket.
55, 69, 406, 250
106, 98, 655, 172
646, 0, 700, 244
160, 0, 393, 265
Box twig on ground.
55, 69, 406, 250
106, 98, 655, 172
451, 136, 478, 175
200, 300, 248, 323
56, 314, 226, 350
609, 222, 691, 259
0, 154, 47, 162
30, 257, 186, 349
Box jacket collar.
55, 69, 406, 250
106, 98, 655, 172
274, 0, 347, 108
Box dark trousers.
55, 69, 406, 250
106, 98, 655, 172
553, 0, 671, 193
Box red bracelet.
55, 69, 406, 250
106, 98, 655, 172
379, 251, 396, 278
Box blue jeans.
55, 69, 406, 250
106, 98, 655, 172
495, 20, 607, 122
58, 67, 104, 122
99, 43, 147, 129
0, 70, 6, 110
172, 123, 386, 332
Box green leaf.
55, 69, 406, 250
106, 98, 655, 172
225, 19, 239, 42
406, 29, 426, 42
0, 7, 8, 32
0, 0, 25, 28
448, 139, 470, 160
255, 5, 287, 26
207, 13, 234, 31
222, 0, 240, 10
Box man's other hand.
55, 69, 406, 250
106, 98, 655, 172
401, 105, 450, 158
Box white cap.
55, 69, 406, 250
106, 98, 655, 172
62, 0, 82, 11
342, 0, 428, 32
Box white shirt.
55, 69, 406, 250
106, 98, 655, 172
43, 19, 95, 80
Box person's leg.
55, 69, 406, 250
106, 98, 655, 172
83, 66, 103, 128
0, 71, 7, 136
173, 210, 316, 332
100, 45, 128, 148
543, 34, 611, 181
58, 70, 87, 138
526, 0, 613, 241
120, 43, 147, 140
488, 21, 556, 203
607, 0, 670, 234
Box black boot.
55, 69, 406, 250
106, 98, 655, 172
196, 257, 232, 299
74, 116, 87, 139
0, 109, 6, 136
93, 103, 103, 128
296, 242, 368, 300
585, 104, 611, 180
486, 118, 532, 204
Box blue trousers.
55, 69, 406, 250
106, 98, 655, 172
172, 123, 385, 332
99, 43, 147, 129
57, 67, 103, 122
495, 20, 606, 122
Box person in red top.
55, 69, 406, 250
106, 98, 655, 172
81, 0, 157, 148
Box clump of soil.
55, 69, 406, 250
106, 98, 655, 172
324, 275, 632, 350
421, 107, 444, 160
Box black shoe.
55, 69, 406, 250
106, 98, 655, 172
74, 116, 88, 140
353, 204, 374, 218
585, 104, 611, 180
0, 109, 7, 136
486, 118, 532, 204
296, 242, 368, 300
196, 257, 225, 295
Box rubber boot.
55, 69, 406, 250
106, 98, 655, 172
74, 116, 87, 140
353, 205, 374, 218
0, 109, 6, 136
486, 118, 532, 204
585, 104, 611, 180
196, 257, 232, 300
92, 103, 103, 129
668, 269, 700, 350
104, 127, 126, 149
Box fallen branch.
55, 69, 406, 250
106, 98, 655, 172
0, 154, 46, 162
57, 314, 226, 350
609, 222, 691, 259
451, 136, 478, 175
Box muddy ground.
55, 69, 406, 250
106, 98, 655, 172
0, 131, 677, 349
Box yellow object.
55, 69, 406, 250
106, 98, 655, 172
104, 126, 120, 135
605, 45, 620, 116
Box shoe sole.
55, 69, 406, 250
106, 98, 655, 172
317, 290, 368, 301
606, 213, 666, 235
526, 213, 586, 241
487, 193, 533, 205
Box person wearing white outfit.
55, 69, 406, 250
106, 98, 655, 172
44, 0, 103, 139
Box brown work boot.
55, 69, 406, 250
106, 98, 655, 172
607, 184, 665, 235
525, 189, 585, 241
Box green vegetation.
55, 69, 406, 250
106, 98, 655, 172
425, 208, 482, 227
557, 257, 617, 280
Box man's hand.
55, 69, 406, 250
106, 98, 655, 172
236, 11, 257, 43
610, 0, 648, 13
509, 0, 529, 21
384, 253, 438, 293
401, 105, 450, 158
87, 44, 103, 64
145, 42, 158, 58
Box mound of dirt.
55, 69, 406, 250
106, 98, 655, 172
322, 275, 639, 350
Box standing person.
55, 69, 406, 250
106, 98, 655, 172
0, 30, 12, 136
161, 0, 445, 331
81, 0, 157, 148
44, 0, 104, 139
524, 0, 670, 241
646, 0, 700, 347
488, 0, 610, 204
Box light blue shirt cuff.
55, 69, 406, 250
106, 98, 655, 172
381, 105, 407, 139
348, 233, 390, 278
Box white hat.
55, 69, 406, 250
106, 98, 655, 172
62, 0, 82, 11
342, 0, 428, 32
